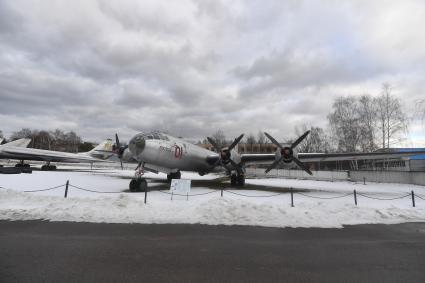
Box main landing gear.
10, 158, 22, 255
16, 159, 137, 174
41, 163, 57, 171
167, 171, 181, 182
230, 173, 245, 186
15, 161, 30, 168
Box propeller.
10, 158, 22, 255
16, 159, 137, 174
207, 134, 244, 172
264, 131, 312, 175
112, 133, 127, 170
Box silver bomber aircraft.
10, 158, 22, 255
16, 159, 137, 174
0, 139, 113, 170
112, 131, 425, 192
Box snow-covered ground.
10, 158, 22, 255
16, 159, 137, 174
1, 168, 424, 228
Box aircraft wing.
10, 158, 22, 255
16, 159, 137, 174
297, 151, 425, 162
0, 146, 108, 163
241, 150, 425, 165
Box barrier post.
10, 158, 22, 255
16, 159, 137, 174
64, 180, 69, 198
144, 188, 148, 204
171, 192, 173, 201
290, 187, 294, 207
221, 188, 223, 197
363, 177, 366, 185
186, 192, 189, 201
354, 189, 357, 206
411, 191, 415, 207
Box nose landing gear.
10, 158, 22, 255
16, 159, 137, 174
129, 162, 148, 192
129, 178, 147, 192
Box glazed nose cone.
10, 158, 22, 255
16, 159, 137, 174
128, 134, 146, 157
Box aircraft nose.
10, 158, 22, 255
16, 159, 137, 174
128, 135, 146, 156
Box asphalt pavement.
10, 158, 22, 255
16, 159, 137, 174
1, 221, 425, 283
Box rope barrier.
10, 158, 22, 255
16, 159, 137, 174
356, 192, 411, 201
415, 194, 425, 201
225, 190, 285, 198
296, 192, 353, 199
23, 184, 65, 193
156, 190, 218, 196
68, 184, 122, 194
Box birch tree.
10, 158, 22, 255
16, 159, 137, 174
376, 83, 408, 148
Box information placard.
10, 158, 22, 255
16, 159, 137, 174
170, 179, 191, 195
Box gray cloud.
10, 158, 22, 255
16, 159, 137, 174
0, 0, 425, 146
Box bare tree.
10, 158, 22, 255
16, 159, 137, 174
328, 96, 362, 152
246, 133, 256, 152
211, 130, 227, 150
358, 95, 378, 152
295, 125, 331, 153
376, 83, 408, 148
10, 128, 33, 141
257, 130, 265, 152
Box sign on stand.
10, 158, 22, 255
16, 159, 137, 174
170, 179, 191, 200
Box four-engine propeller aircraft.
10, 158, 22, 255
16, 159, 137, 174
112, 131, 425, 192
0, 139, 114, 170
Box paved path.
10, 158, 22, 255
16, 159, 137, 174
1, 221, 425, 283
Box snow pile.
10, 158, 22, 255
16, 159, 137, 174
0, 170, 425, 228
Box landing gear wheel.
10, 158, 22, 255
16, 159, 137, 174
23, 164, 30, 168
237, 175, 245, 186
167, 171, 181, 182
129, 178, 147, 192
230, 174, 237, 186
41, 165, 57, 171
129, 179, 137, 192
15, 164, 23, 168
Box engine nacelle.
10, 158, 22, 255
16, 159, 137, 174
275, 147, 298, 163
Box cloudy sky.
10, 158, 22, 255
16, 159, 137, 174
1, 0, 425, 145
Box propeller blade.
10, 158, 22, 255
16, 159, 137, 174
291, 130, 310, 149
207, 137, 220, 152
292, 157, 313, 175
264, 132, 283, 149
265, 157, 283, 173
115, 133, 124, 170
228, 134, 244, 151
115, 133, 120, 149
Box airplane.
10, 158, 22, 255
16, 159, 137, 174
0, 139, 114, 170
111, 131, 425, 192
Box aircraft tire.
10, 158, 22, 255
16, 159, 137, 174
138, 178, 147, 192
129, 179, 137, 192
50, 165, 57, 171
167, 171, 181, 182
23, 164, 30, 168
237, 175, 245, 186
230, 174, 237, 186
175, 171, 181, 179
41, 165, 47, 171
15, 164, 23, 168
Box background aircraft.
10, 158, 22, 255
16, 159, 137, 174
112, 131, 425, 192
0, 139, 113, 170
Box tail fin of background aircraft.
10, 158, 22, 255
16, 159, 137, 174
86, 139, 114, 159
0, 138, 4, 145
4, 138, 32, 148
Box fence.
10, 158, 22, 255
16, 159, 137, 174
350, 170, 425, 186
246, 168, 425, 186
246, 168, 349, 182
1, 180, 424, 208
